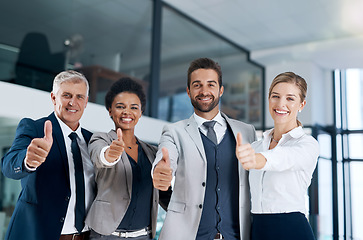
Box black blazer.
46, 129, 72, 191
1, 112, 92, 240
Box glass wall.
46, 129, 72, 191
0, 1, 154, 239
315, 69, 363, 240
158, 6, 264, 128
317, 134, 333, 239
0, 1, 264, 239
0, 0, 153, 103
344, 69, 363, 240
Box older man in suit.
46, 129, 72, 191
152, 58, 256, 240
1, 70, 95, 240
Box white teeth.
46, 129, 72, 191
68, 109, 77, 113
276, 110, 288, 114
122, 118, 132, 122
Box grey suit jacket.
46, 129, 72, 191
85, 130, 164, 238
153, 112, 256, 240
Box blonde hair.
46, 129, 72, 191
269, 72, 307, 126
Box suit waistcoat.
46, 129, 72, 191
197, 126, 240, 239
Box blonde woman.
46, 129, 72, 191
236, 72, 319, 240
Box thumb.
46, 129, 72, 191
236, 132, 243, 147
43, 120, 53, 143
161, 147, 170, 166
117, 128, 123, 141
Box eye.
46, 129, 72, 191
192, 82, 201, 88
271, 95, 279, 98
62, 93, 71, 98
287, 97, 295, 101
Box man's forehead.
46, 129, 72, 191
58, 82, 87, 94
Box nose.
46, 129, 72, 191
277, 98, 287, 106
199, 85, 210, 95
69, 96, 78, 106
121, 107, 131, 114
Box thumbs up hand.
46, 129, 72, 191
105, 128, 125, 163
153, 147, 173, 191
25, 120, 53, 168
235, 132, 257, 171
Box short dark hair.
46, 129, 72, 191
187, 57, 222, 88
105, 77, 146, 112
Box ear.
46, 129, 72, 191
299, 100, 306, 112
186, 87, 191, 98
219, 86, 224, 97
50, 92, 56, 105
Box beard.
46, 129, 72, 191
190, 94, 220, 113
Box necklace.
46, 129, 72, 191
126, 140, 138, 150
271, 132, 279, 143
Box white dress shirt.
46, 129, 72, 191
249, 126, 319, 216
54, 115, 96, 234
193, 111, 227, 144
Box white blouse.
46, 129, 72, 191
249, 126, 319, 215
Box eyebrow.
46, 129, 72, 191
191, 80, 217, 84
115, 102, 140, 106
271, 91, 297, 97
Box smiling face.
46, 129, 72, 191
187, 68, 224, 119
109, 92, 142, 131
269, 82, 306, 130
51, 80, 88, 131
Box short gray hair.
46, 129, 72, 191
52, 70, 89, 96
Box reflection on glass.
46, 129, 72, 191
350, 162, 363, 239
318, 134, 332, 159
348, 134, 363, 159
0, 0, 152, 105
159, 7, 263, 128
346, 69, 363, 130
318, 159, 333, 239
170, 92, 194, 122
0, 118, 22, 240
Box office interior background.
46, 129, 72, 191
0, 0, 362, 239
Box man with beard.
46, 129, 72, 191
152, 57, 257, 240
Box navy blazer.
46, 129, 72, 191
1, 112, 92, 240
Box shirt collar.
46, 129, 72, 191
54, 113, 82, 138
263, 126, 305, 141
193, 111, 225, 129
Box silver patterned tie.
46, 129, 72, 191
203, 120, 217, 145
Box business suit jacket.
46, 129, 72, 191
153, 112, 256, 240
1, 112, 92, 240
85, 130, 170, 238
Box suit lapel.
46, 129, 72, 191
121, 152, 133, 197
221, 112, 249, 186
109, 129, 133, 197
138, 139, 154, 164
185, 115, 207, 162
222, 112, 237, 137
81, 128, 92, 143
48, 112, 70, 185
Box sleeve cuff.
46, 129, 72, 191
24, 158, 37, 172
259, 152, 271, 171
100, 146, 121, 166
